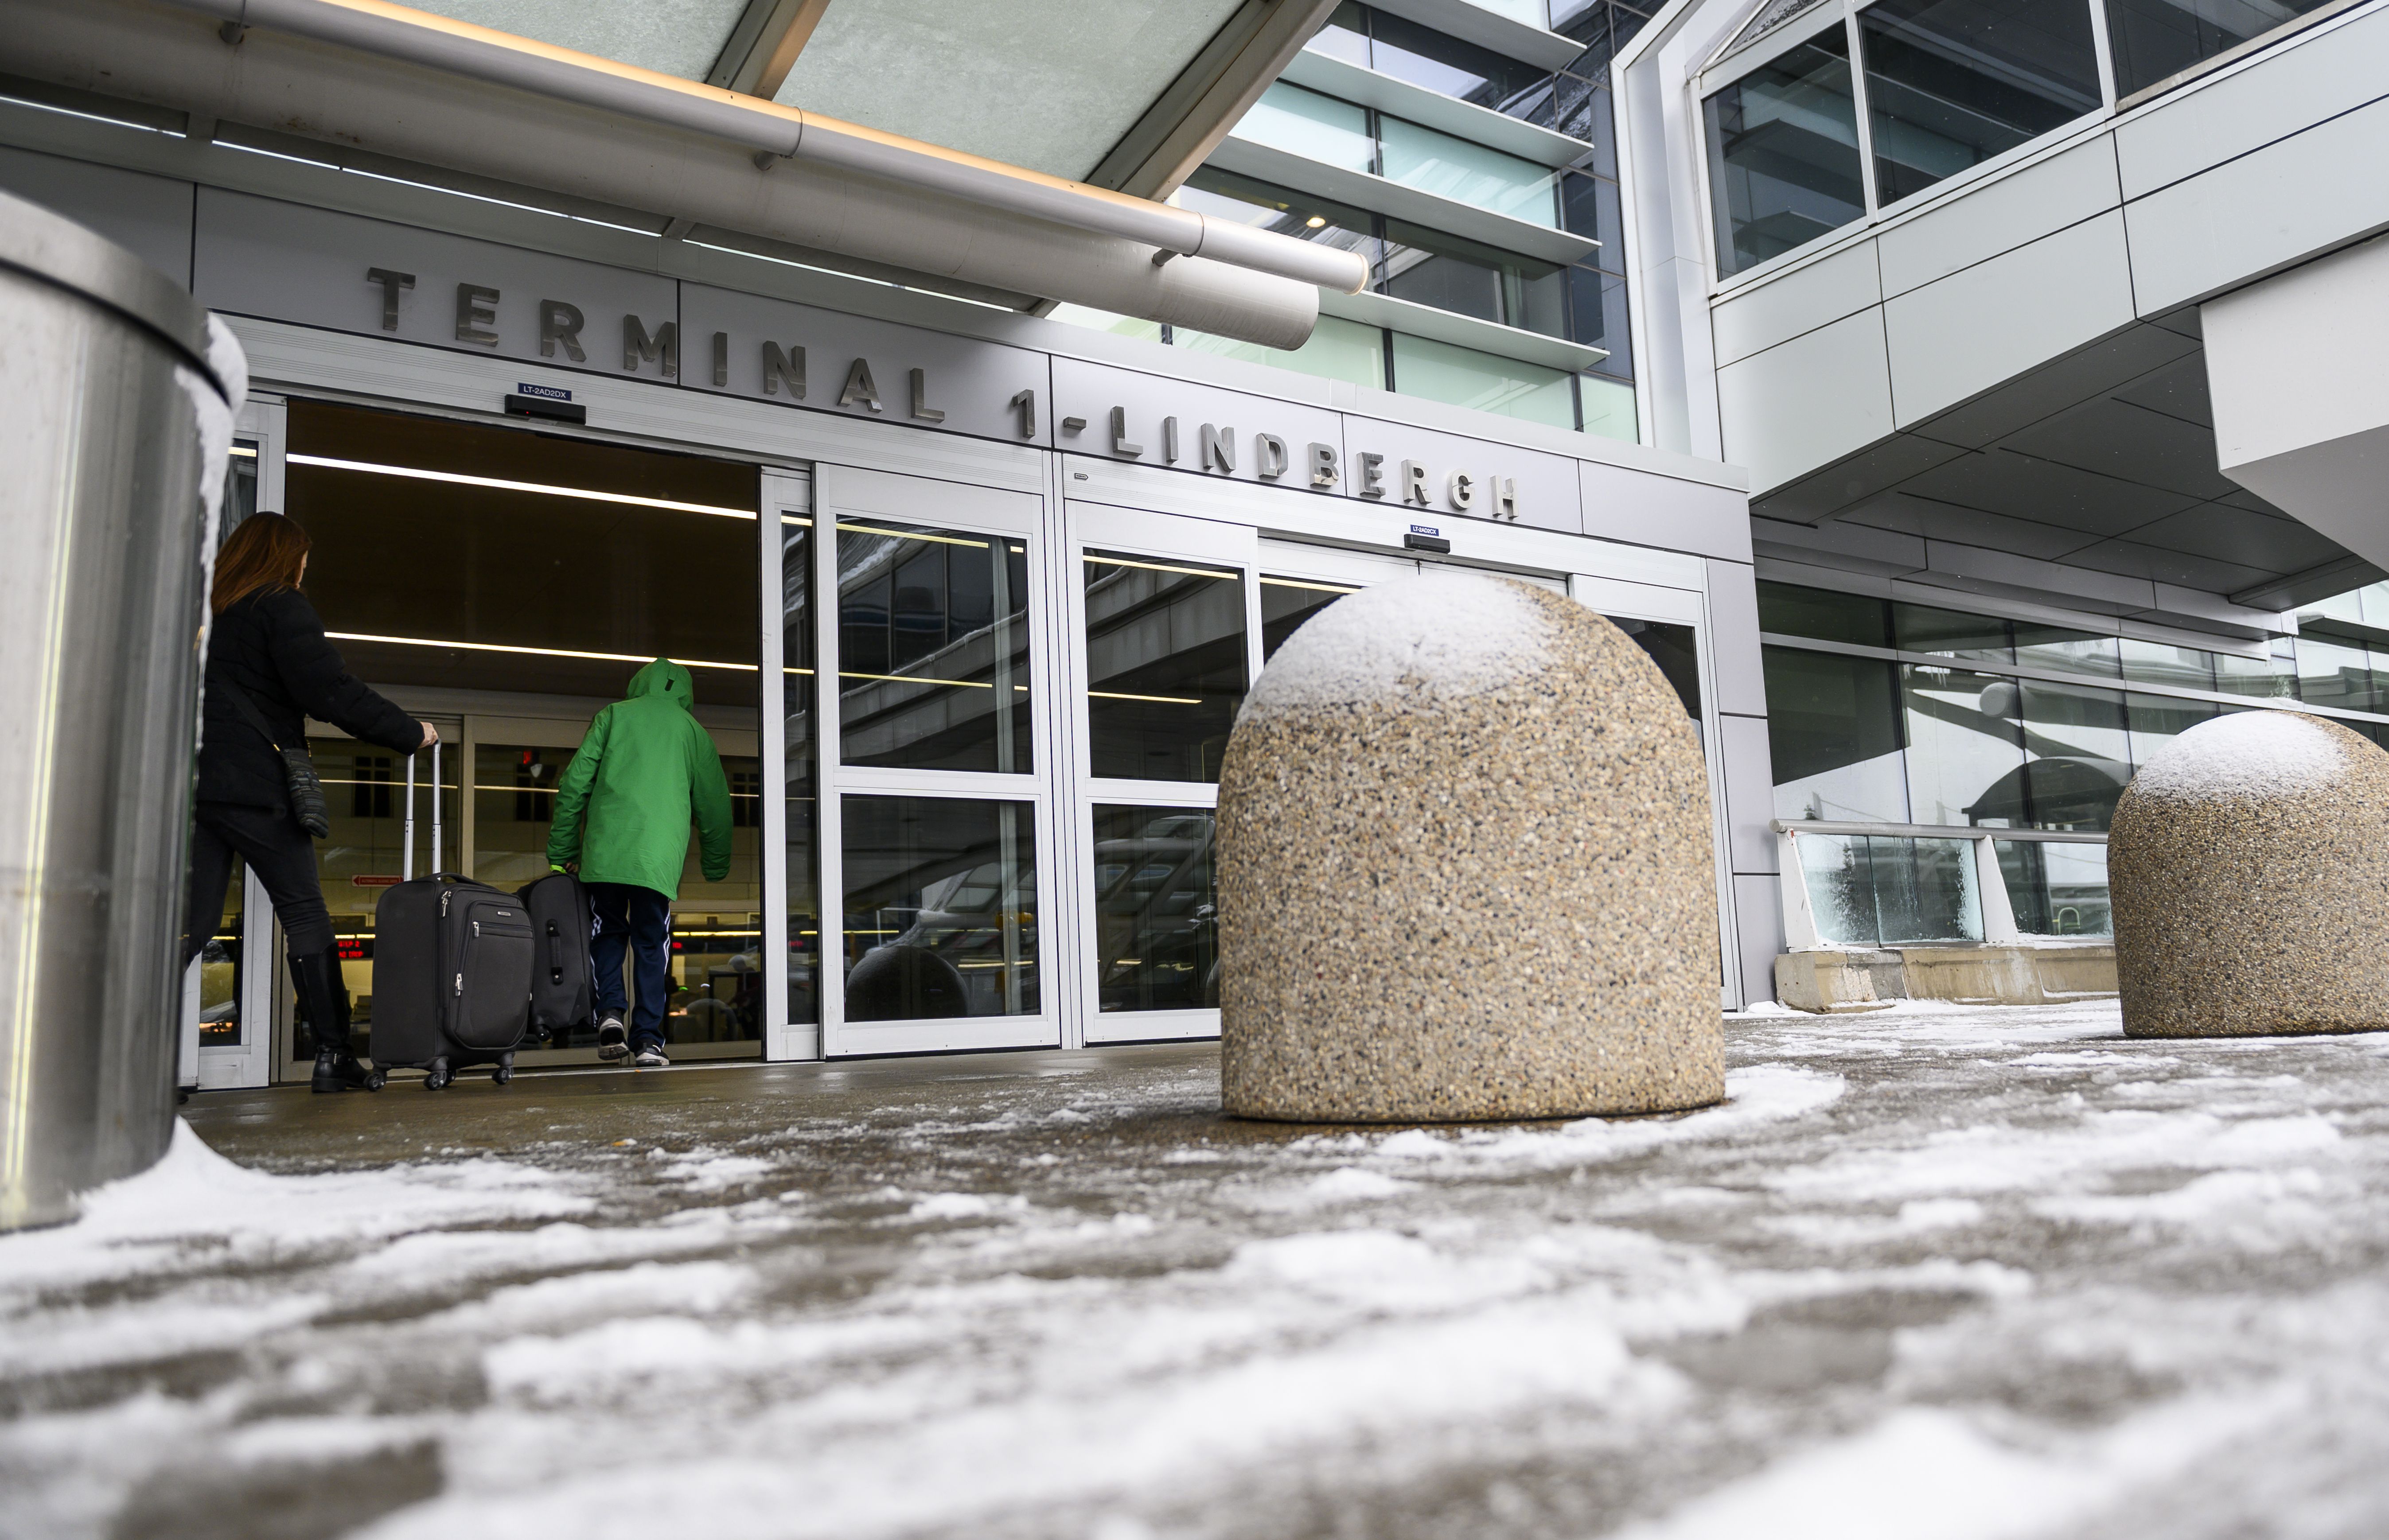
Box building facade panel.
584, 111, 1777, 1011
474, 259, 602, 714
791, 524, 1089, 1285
1715, 308, 1894, 491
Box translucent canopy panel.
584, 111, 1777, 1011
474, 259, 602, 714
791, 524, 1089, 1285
406, 0, 755, 81
774, 0, 1249, 179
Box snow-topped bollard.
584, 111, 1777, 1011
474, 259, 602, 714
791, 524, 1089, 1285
2112, 711, 2389, 1037
1215, 573, 1724, 1122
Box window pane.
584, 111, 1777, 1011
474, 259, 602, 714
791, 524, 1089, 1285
2124, 690, 2218, 771
782, 516, 819, 1027
2104, 0, 2338, 98
1380, 114, 1562, 226
1894, 601, 2011, 663
2015, 624, 2120, 678
1996, 840, 2111, 937
1382, 218, 1567, 337
1090, 805, 1219, 1014
1083, 552, 1249, 783
1579, 374, 1638, 443
1365, 8, 1553, 110
1236, 82, 1376, 172
1306, 0, 1372, 66
840, 796, 1037, 1022
196, 870, 242, 1047
2017, 681, 2128, 830
1858, 0, 2101, 204
1174, 314, 1387, 390
1388, 331, 1575, 427
1875, 836, 1984, 941
1902, 663, 2025, 824
2119, 637, 2214, 690
1703, 29, 1866, 276
2293, 637, 2375, 713
1758, 580, 1892, 646
837, 520, 1031, 774
1797, 832, 1883, 944
1764, 645, 1909, 821
1612, 617, 1703, 720
2215, 647, 2296, 698
1174, 166, 1382, 272
1259, 575, 1359, 661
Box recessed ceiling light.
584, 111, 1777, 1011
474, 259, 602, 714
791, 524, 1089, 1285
1305, 215, 1327, 228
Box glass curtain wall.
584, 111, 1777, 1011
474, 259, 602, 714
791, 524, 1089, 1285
1760, 579, 2389, 941
1703, 30, 1867, 275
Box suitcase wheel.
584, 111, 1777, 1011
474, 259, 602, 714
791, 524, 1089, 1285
425, 1057, 452, 1091
364, 1068, 387, 1092
492, 1054, 514, 1087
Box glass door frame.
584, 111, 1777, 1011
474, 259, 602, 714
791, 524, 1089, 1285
808, 462, 1064, 1059
1064, 502, 1266, 1045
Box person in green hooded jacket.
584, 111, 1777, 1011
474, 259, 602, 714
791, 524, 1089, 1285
547, 658, 733, 1067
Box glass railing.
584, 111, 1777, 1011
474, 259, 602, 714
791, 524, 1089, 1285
1777, 820, 2110, 948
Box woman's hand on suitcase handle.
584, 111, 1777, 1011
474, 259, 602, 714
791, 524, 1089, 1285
418, 721, 440, 749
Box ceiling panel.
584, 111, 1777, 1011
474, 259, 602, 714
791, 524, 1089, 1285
772, 0, 1249, 178
2061, 538, 2281, 594
1898, 449, 2200, 536
1833, 493, 2099, 562
405, 0, 752, 80
2124, 503, 2349, 575
2110, 354, 2213, 428
2000, 396, 2240, 501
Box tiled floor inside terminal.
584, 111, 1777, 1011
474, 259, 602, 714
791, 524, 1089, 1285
7, 1003, 2389, 1539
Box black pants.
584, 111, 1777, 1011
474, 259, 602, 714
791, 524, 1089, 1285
181, 799, 333, 968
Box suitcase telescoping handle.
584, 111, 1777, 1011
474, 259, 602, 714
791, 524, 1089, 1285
402, 739, 443, 882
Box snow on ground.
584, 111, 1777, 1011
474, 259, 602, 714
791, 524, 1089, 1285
5, 999, 2389, 1540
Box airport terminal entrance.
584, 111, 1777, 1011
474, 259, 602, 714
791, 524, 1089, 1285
261, 401, 770, 1078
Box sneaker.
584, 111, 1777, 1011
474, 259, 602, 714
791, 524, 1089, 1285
632, 1045, 670, 1068
596, 1018, 629, 1061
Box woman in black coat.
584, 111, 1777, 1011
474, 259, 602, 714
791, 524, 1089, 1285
183, 513, 433, 1092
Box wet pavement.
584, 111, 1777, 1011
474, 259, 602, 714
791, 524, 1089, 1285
7, 1002, 2389, 1540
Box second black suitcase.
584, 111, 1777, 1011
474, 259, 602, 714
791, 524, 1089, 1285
369, 744, 535, 1089
514, 870, 596, 1046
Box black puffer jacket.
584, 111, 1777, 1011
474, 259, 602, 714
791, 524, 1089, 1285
198, 588, 421, 808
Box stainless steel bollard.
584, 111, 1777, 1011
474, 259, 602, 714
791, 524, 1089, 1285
0, 188, 245, 1230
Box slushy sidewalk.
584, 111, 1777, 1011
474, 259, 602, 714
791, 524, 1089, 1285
6, 1002, 2388, 1540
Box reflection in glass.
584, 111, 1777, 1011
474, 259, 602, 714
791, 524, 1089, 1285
2104, 0, 2338, 98
1611, 617, 1703, 720
1798, 833, 1983, 943
1090, 806, 1218, 1014
1260, 575, 1359, 661
2119, 637, 2213, 690
1379, 115, 1561, 226
841, 796, 1037, 1022
1381, 218, 1568, 336
1997, 840, 2112, 936
838, 520, 1032, 774
783, 516, 819, 1027
1703, 29, 1866, 276
1083, 553, 1248, 783
2293, 637, 2376, 713
2215, 647, 2296, 698
1765, 645, 1908, 821
2015, 625, 2120, 678
2015, 680, 2129, 830
196, 871, 242, 1046
1858, 0, 2101, 204
1903, 664, 2024, 824
1389, 332, 1575, 428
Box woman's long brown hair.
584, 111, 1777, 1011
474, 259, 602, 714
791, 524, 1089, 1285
210, 513, 312, 616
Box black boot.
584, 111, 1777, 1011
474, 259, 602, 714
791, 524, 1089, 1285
294, 945, 382, 1093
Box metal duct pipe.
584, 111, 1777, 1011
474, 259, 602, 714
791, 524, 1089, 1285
2, 0, 1331, 348
161, 0, 1369, 296
0, 188, 239, 1229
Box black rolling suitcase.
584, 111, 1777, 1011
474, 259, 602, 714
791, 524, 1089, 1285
370, 742, 535, 1089
514, 870, 596, 1046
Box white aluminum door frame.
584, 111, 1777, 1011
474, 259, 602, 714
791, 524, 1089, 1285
814, 463, 1062, 1058
1066, 502, 1263, 1045
760, 468, 809, 1060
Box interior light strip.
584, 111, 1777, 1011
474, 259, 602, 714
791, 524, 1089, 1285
327, 631, 757, 672
781, 514, 814, 526
838, 670, 990, 689
228, 445, 258, 459
1088, 690, 1204, 704
1085, 554, 1238, 581
834, 521, 990, 549
1259, 576, 1362, 595
289, 454, 758, 520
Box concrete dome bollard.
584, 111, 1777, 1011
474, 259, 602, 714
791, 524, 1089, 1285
1216, 573, 1724, 1123
2111, 710, 2389, 1038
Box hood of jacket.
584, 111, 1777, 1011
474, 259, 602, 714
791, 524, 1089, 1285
626, 657, 693, 711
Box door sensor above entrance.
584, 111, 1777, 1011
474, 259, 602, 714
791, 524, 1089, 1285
506, 386, 585, 425
1403, 526, 1450, 554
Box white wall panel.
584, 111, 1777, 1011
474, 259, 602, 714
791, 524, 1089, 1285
0, 145, 192, 286
1886, 212, 2134, 426
1731, 872, 1784, 1006
1876, 138, 2121, 299
2113, 3, 2389, 200
1716, 309, 1894, 494
1703, 559, 1768, 716
1718, 712, 1779, 874
1711, 239, 1882, 366
2126, 93, 2389, 313
1581, 463, 1754, 560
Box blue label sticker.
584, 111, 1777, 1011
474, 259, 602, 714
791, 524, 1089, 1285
1408, 524, 1439, 537
515, 382, 572, 401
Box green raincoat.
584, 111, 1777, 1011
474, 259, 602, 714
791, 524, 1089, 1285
546, 658, 733, 898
